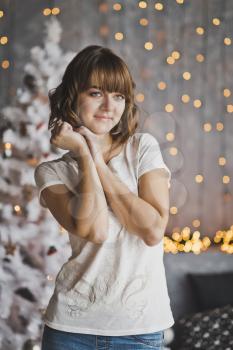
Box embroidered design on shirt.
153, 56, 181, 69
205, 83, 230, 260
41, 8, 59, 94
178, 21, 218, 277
121, 273, 149, 320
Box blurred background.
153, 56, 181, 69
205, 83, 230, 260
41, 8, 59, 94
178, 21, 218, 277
0, 1, 233, 349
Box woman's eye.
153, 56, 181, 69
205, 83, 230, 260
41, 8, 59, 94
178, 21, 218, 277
115, 94, 125, 100
90, 91, 101, 97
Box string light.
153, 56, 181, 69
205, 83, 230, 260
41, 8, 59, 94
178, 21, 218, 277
43, 8, 51, 16
224, 37, 231, 46
169, 147, 178, 155
154, 2, 164, 11
113, 3, 122, 11
218, 157, 226, 166
139, 18, 149, 26
167, 56, 175, 64
196, 53, 205, 62
203, 123, 212, 132
99, 3, 109, 13
170, 207, 178, 215
193, 99, 202, 108
114, 32, 124, 40
157, 81, 167, 90
223, 176, 230, 184
196, 27, 205, 35
51, 7, 60, 15
14, 205, 21, 214
139, 1, 147, 8
195, 175, 204, 183
165, 103, 174, 112
99, 25, 109, 36
0, 36, 8, 45
182, 71, 191, 80
227, 104, 233, 113
212, 17, 221, 26
223, 88, 231, 97
171, 50, 181, 60
192, 219, 201, 228
1, 60, 10, 69
216, 122, 224, 131
4, 142, 12, 157
144, 41, 153, 50
166, 132, 175, 141
181, 94, 190, 103
135, 93, 145, 102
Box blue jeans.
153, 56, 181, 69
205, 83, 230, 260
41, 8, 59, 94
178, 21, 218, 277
41, 324, 165, 349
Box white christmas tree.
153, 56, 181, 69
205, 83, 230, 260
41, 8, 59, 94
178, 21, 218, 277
0, 17, 75, 350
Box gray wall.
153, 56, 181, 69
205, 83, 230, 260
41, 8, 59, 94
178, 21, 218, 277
1, 0, 233, 237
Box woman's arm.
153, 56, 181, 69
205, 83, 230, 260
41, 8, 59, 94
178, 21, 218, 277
95, 161, 170, 246
73, 151, 109, 241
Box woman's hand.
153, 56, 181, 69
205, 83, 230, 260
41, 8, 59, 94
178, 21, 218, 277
50, 121, 89, 156
73, 126, 105, 164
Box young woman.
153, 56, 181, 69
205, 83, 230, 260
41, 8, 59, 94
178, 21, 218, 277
35, 45, 174, 350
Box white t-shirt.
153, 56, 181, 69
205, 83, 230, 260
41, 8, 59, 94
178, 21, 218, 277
34, 132, 174, 336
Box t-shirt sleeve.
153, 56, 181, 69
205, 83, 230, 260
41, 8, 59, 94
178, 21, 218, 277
34, 162, 64, 208
138, 133, 171, 188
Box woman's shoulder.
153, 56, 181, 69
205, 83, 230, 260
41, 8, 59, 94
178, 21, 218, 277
131, 132, 159, 148
35, 152, 72, 173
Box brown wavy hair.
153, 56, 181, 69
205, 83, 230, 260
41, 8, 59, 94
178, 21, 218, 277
48, 45, 139, 146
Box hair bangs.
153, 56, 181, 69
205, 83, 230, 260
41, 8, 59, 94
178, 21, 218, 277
84, 58, 132, 101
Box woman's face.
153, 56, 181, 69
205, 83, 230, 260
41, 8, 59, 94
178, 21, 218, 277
77, 86, 126, 135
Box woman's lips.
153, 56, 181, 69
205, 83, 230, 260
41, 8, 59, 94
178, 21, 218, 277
95, 115, 112, 120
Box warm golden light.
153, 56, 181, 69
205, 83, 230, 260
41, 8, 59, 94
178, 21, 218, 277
212, 18, 221, 26
167, 56, 175, 65
166, 132, 175, 141
139, 1, 147, 8
154, 2, 163, 10
223, 176, 230, 184
223, 88, 231, 97
0, 36, 8, 44
227, 104, 233, 113
183, 71, 191, 80
219, 157, 226, 166
99, 25, 109, 36
51, 7, 60, 15
136, 93, 145, 102
4, 142, 12, 150
139, 18, 149, 26
144, 41, 153, 50
216, 122, 224, 131
171, 51, 180, 60
181, 94, 190, 103
0, 10, 4, 17
170, 207, 178, 215
115, 32, 124, 40
192, 219, 200, 228
224, 37, 232, 46
169, 147, 178, 155
176, 0, 184, 3
99, 3, 109, 12
203, 123, 212, 132
196, 27, 205, 35
196, 54, 205, 62
195, 175, 204, 183
43, 8, 51, 16
157, 81, 167, 90
113, 3, 122, 11
14, 205, 21, 213
165, 103, 174, 112
2, 60, 10, 69
193, 99, 202, 108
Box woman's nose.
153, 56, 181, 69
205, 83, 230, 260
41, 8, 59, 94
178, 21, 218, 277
100, 93, 113, 110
